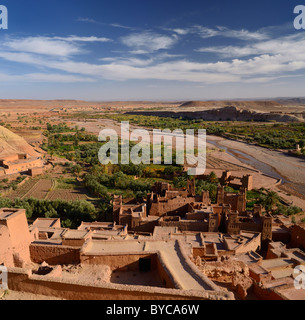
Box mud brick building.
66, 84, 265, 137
0, 153, 44, 176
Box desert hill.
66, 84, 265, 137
179, 100, 282, 111
0, 125, 39, 158
127, 105, 304, 122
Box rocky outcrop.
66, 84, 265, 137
127, 106, 303, 122
0, 125, 39, 158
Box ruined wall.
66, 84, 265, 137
192, 247, 206, 258
30, 244, 80, 265
7, 268, 232, 300
80, 253, 157, 271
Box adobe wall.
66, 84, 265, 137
29, 167, 44, 177
132, 220, 158, 233
234, 234, 261, 254
80, 253, 157, 271
159, 221, 208, 232
186, 212, 205, 220
149, 198, 195, 217
0, 154, 19, 164
192, 247, 206, 258
7, 268, 233, 300
62, 239, 87, 247
272, 230, 290, 244
0, 225, 14, 267
30, 244, 80, 265
248, 267, 272, 283
4, 158, 43, 175
151, 253, 176, 289
290, 225, 305, 250
80, 251, 185, 290
253, 282, 285, 300
223, 193, 246, 212
239, 223, 262, 233
0, 210, 31, 267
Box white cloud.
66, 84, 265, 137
3, 35, 111, 58
121, 32, 178, 53
53, 35, 112, 43
180, 25, 269, 41
5, 37, 81, 57
215, 26, 269, 41
0, 28, 305, 86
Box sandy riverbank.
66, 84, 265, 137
207, 135, 305, 209
67, 119, 305, 209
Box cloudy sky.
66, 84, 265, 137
0, 0, 304, 100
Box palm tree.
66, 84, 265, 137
207, 171, 219, 184
260, 191, 280, 214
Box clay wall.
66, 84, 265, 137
0, 225, 14, 267
61, 239, 87, 247
0, 210, 31, 266
0, 154, 19, 164
272, 230, 290, 243
30, 244, 80, 265
224, 194, 245, 212
234, 234, 261, 254
29, 167, 44, 177
186, 212, 206, 220
159, 221, 208, 232
253, 282, 285, 300
155, 255, 176, 288
132, 220, 158, 233
290, 225, 305, 250
4, 158, 42, 175
149, 198, 195, 217
80, 253, 157, 271
6, 268, 231, 300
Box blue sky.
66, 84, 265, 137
0, 0, 304, 100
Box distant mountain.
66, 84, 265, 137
179, 100, 282, 110
273, 98, 305, 105
127, 105, 304, 122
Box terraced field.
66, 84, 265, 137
5, 178, 41, 200
23, 179, 53, 200
46, 188, 89, 201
